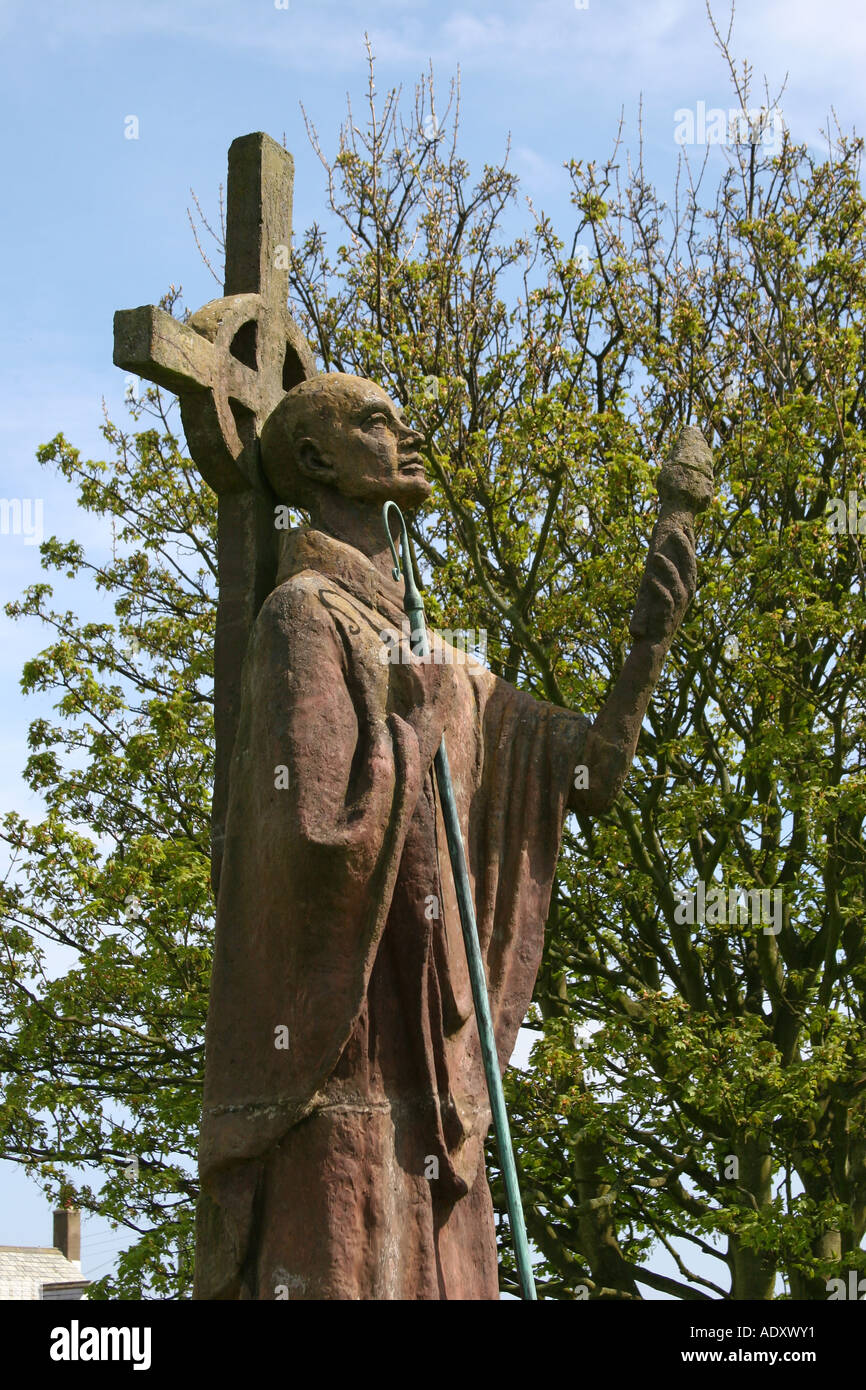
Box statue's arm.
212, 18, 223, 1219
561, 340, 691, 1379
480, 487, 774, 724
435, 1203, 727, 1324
568, 522, 696, 817
257, 581, 457, 861
266, 587, 411, 857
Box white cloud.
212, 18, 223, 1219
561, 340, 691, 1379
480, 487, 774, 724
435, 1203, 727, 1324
6, 0, 862, 147
1, 0, 852, 88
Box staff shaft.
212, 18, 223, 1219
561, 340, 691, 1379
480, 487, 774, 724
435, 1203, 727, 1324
433, 736, 537, 1301
383, 502, 537, 1301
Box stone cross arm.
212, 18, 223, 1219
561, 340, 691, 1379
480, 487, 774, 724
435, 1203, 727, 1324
113, 132, 316, 496
114, 293, 312, 495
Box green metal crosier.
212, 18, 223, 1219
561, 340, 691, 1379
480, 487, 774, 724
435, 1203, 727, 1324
382, 501, 537, 1302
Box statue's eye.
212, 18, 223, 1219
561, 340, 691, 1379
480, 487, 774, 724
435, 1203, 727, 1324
364, 411, 390, 428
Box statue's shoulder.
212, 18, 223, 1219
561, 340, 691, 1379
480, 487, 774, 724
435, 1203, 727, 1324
254, 568, 341, 643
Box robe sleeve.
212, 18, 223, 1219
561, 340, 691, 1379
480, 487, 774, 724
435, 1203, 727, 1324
198, 574, 426, 1179
469, 674, 591, 1074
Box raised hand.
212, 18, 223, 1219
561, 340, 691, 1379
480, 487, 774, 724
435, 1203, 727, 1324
632, 519, 698, 643
629, 425, 713, 646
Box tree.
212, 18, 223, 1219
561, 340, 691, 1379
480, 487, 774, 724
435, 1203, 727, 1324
1, 343, 214, 1297
2, 26, 865, 1298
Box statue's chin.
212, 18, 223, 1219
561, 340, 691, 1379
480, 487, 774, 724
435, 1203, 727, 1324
388, 475, 432, 505
337, 466, 432, 507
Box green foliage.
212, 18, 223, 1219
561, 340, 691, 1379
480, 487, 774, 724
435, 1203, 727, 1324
2, 50, 865, 1298
1, 382, 215, 1297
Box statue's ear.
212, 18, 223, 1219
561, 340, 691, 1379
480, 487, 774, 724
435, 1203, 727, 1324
297, 437, 336, 486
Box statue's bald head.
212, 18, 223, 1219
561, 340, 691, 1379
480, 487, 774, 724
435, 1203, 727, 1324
260, 372, 429, 511
260, 374, 352, 507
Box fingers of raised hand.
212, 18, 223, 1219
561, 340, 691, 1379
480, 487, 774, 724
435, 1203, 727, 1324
664, 528, 697, 598
650, 551, 690, 614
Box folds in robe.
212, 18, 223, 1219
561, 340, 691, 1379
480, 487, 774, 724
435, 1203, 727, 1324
194, 527, 589, 1299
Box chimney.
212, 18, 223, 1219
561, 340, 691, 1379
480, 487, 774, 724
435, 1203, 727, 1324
53, 1208, 81, 1264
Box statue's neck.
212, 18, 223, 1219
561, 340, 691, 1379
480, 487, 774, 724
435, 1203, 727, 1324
310, 494, 402, 589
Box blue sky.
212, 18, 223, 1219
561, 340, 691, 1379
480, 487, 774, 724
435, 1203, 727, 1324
0, 0, 863, 1292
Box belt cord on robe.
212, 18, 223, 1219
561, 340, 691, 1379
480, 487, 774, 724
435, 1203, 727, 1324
383, 501, 538, 1302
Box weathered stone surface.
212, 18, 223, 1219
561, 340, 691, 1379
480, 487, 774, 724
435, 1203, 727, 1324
194, 520, 589, 1299
191, 373, 709, 1299
629, 424, 712, 640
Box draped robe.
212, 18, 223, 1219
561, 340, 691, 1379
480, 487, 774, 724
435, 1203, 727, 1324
194, 526, 589, 1300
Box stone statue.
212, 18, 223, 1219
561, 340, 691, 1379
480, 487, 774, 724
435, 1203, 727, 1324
192, 374, 708, 1299
113, 134, 711, 1301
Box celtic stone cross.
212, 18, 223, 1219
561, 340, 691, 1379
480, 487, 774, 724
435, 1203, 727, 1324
113, 133, 316, 887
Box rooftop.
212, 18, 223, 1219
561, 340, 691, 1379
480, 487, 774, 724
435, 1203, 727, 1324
0, 1245, 89, 1301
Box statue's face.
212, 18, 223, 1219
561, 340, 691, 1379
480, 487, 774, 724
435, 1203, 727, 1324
301, 377, 431, 506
